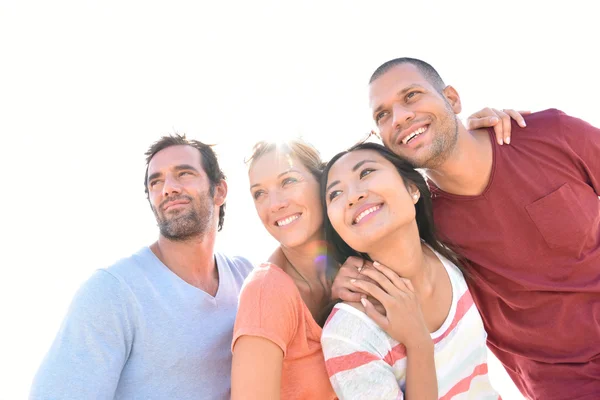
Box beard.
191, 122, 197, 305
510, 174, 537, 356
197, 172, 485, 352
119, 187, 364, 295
418, 108, 459, 169
153, 191, 215, 241
395, 100, 459, 170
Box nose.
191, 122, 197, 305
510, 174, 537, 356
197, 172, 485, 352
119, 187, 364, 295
268, 190, 289, 213
391, 103, 415, 132
163, 174, 182, 197
347, 187, 367, 208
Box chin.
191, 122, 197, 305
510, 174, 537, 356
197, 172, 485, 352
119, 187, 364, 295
280, 237, 311, 249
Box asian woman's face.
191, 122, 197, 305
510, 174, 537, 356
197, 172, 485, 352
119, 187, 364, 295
325, 149, 419, 253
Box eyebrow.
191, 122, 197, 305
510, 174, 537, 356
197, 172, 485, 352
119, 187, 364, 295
372, 84, 423, 116
250, 168, 302, 189
326, 159, 377, 192
147, 164, 200, 183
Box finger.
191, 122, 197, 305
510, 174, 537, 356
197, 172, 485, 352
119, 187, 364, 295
371, 261, 414, 293
351, 279, 395, 306
343, 256, 367, 270
504, 109, 528, 128
359, 259, 374, 273
336, 287, 365, 303
358, 267, 401, 297
487, 108, 506, 145
497, 108, 513, 145
331, 274, 371, 301
355, 269, 382, 287
400, 277, 415, 293
362, 295, 387, 315
361, 297, 389, 329
466, 115, 500, 131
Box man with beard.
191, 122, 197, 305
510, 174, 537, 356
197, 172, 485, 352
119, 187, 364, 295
30, 135, 253, 400
336, 58, 599, 399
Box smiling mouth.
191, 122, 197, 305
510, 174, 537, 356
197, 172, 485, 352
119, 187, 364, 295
353, 204, 382, 224
401, 125, 428, 145
276, 214, 300, 227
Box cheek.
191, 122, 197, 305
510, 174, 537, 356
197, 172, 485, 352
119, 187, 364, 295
149, 195, 161, 211
253, 202, 271, 228
327, 205, 345, 233
378, 122, 393, 144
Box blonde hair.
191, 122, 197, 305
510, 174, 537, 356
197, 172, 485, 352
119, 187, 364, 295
246, 139, 325, 180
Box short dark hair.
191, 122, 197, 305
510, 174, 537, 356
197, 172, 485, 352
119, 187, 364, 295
369, 57, 446, 93
144, 134, 226, 231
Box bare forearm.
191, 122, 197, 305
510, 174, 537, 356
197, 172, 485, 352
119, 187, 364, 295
405, 341, 437, 400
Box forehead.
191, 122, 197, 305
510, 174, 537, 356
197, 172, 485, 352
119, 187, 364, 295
148, 145, 204, 175
368, 63, 433, 109
328, 149, 390, 179
249, 150, 312, 184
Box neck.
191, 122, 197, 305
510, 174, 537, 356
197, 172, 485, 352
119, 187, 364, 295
279, 238, 327, 283
150, 230, 218, 293
425, 125, 493, 196
367, 223, 435, 296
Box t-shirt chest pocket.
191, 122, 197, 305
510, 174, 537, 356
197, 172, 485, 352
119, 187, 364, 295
525, 183, 593, 250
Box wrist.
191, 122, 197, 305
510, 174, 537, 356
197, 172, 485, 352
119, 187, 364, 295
405, 336, 434, 353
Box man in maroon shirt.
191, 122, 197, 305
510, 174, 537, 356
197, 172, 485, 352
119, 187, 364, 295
338, 58, 599, 399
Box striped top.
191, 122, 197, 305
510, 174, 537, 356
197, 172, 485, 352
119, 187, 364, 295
321, 248, 499, 400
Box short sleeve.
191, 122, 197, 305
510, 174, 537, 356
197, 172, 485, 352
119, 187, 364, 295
232, 264, 299, 355
557, 110, 600, 194
321, 305, 403, 400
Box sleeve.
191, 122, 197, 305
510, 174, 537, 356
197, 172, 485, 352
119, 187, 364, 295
557, 109, 600, 195
29, 270, 135, 400
321, 309, 403, 400
232, 266, 299, 355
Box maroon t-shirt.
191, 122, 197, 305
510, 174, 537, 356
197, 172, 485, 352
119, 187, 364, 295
431, 109, 600, 399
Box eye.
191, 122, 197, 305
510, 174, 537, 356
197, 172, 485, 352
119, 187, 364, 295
149, 180, 162, 188
179, 171, 193, 177
359, 168, 375, 179
406, 91, 420, 101
253, 190, 265, 200
328, 190, 342, 201
282, 177, 298, 186
375, 111, 388, 124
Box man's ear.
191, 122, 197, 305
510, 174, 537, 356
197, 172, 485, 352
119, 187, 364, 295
443, 85, 462, 114
213, 179, 228, 207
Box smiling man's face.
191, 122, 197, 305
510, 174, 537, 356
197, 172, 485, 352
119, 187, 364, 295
369, 63, 460, 168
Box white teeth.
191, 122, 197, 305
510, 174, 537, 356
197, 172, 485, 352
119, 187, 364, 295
402, 126, 427, 145
354, 205, 381, 224
277, 214, 300, 226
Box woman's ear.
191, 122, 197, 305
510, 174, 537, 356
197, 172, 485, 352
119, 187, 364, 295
408, 184, 420, 204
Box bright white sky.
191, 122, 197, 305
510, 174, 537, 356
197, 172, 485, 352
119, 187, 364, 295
1, 1, 598, 398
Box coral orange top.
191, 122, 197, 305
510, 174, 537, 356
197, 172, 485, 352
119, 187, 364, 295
232, 263, 336, 400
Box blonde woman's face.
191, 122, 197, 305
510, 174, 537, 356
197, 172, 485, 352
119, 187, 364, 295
249, 150, 323, 248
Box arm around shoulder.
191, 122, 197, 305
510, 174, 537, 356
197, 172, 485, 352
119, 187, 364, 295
29, 270, 135, 400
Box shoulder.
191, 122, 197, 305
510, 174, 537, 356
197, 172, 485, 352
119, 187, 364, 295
216, 252, 255, 279
68, 268, 137, 319
103, 247, 154, 283
241, 263, 297, 298
518, 108, 595, 138
322, 304, 390, 349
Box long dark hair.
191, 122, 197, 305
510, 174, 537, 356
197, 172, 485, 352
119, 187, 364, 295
320, 142, 466, 280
